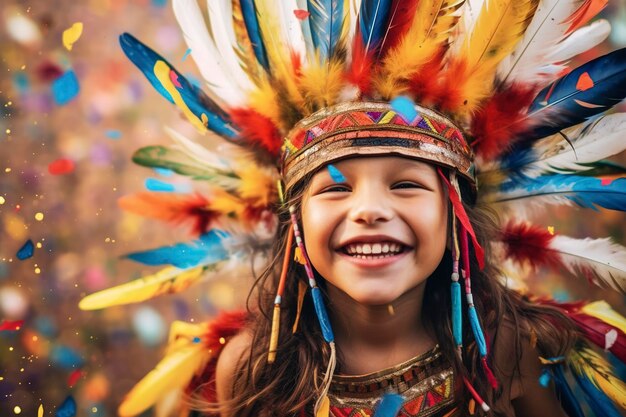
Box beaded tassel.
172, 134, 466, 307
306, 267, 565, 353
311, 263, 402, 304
289, 206, 336, 417
451, 212, 463, 351
267, 223, 294, 363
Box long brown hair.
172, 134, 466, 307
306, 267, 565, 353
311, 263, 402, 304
199, 168, 578, 417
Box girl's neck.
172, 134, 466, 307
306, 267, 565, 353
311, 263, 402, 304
326, 282, 435, 375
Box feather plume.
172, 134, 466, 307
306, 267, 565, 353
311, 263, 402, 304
544, 19, 611, 64
172, 0, 248, 105
582, 301, 626, 334
79, 267, 205, 310
118, 322, 212, 417
377, 0, 420, 53
523, 48, 626, 142
295, 0, 316, 58
565, 0, 608, 34
126, 230, 230, 268
439, 0, 540, 115
497, 0, 586, 85
497, 224, 626, 293
520, 113, 626, 176
552, 365, 586, 417
357, 0, 393, 56
574, 307, 626, 362
469, 83, 536, 160
497, 221, 561, 270
238, 0, 270, 71
307, 0, 347, 61
346, 33, 376, 96
119, 34, 239, 138
491, 175, 626, 212
229, 107, 283, 158
299, 58, 346, 111
131, 146, 238, 189
230, 0, 265, 81
550, 235, 626, 294
254, 0, 306, 110
119, 192, 217, 236
375, 0, 464, 100
206, 0, 256, 92
569, 346, 626, 414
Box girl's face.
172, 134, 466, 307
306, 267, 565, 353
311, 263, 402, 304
301, 156, 448, 306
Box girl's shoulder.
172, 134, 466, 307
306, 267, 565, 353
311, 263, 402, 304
490, 317, 569, 417
215, 328, 253, 403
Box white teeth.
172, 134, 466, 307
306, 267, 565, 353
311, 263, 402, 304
372, 243, 381, 254
343, 242, 404, 256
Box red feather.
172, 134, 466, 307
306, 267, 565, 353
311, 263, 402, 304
347, 36, 375, 96
407, 47, 446, 106
499, 222, 562, 269
470, 84, 536, 161
186, 310, 248, 401
118, 192, 218, 236
378, 0, 421, 54
230, 108, 283, 157
541, 301, 626, 363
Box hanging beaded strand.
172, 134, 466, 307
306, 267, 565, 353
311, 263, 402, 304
288, 205, 336, 417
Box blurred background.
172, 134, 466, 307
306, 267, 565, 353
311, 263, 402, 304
0, 1, 625, 416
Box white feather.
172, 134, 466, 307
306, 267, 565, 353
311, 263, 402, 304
346, 0, 362, 59
498, 0, 584, 85
172, 0, 246, 106
451, 0, 485, 56
206, 0, 255, 92
164, 127, 233, 172
525, 113, 626, 176
296, 0, 316, 58
544, 19, 611, 63
550, 235, 626, 293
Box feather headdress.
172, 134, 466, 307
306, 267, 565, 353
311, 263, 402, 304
80, 0, 626, 415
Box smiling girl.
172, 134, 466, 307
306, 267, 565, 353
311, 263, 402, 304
81, 1, 626, 417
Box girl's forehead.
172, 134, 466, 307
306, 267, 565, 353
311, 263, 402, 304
321, 156, 437, 173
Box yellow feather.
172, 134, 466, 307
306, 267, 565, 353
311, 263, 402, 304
118, 323, 211, 417
570, 347, 626, 409
234, 163, 278, 206
299, 58, 345, 112
248, 75, 284, 130
210, 188, 245, 217
78, 267, 205, 310
450, 0, 539, 115
253, 0, 305, 111
376, 0, 465, 99
581, 301, 626, 334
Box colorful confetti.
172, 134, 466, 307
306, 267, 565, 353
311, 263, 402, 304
105, 129, 122, 139
55, 396, 76, 417
182, 48, 192, 61
16, 239, 34, 260
145, 178, 176, 192
327, 164, 346, 183
52, 70, 80, 105
0, 319, 24, 331
294, 9, 311, 20
68, 369, 83, 388
390, 96, 418, 122
62, 22, 83, 51
48, 158, 76, 175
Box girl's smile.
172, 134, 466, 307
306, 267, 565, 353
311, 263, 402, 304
301, 156, 448, 305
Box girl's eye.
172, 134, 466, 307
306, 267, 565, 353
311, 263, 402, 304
392, 181, 422, 190
322, 184, 351, 193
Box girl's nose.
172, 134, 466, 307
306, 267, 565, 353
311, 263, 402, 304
347, 186, 394, 225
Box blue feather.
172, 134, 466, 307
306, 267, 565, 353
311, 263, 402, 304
552, 365, 586, 417
499, 175, 626, 212
119, 33, 238, 139
358, 0, 393, 54
573, 370, 623, 417
526, 48, 626, 141
126, 230, 230, 268
239, 0, 270, 71
373, 393, 404, 417
308, 0, 345, 61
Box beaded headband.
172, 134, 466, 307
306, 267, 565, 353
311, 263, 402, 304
281, 101, 474, 191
